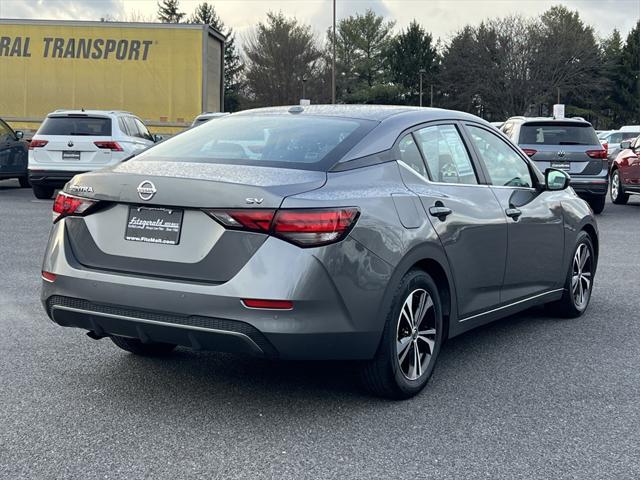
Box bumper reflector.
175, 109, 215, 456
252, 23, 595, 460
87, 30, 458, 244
42, 271, 57, 283
242, 299, 293, 310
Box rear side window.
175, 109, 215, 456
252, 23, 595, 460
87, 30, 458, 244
134, 118, 153, 141
38, 116, 112, 136
134, 115, 376, 171
124, 117, 140, 138
519, 122, 598, 146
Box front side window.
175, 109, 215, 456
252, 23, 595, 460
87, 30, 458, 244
414, 124, 478, 184
0, 120, 12, 142
398, 134, 427, 177
468, 125, 533, 188
134, 118, 153, 141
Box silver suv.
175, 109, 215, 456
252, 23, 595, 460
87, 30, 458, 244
501, 117, 608, 213
29, 110, 157, 199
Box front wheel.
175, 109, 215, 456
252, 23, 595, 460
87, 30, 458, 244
361, 270, 443, 399
32, 185, 54, 199
110, 336, 177, 356
18, 176, 30, 188
587, 194, 606, 214
546, 231, 595, 318
610, 170, 629, 205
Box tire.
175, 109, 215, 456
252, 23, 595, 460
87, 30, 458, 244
587, 194, 606, 214
18, 176, 30, 188
32, 185, 54, 199
361, 269, 444, 399
610, 169, 629, 205
545, 231, 595, 318
110, 336, 177, 356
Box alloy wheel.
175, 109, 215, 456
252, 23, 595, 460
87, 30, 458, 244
611, 172, 619, 200
396, 288, 436, 381
571, 243, 593, 310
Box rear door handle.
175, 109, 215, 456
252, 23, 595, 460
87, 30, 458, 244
429, 206, 452, 220
505, 208, 522, 220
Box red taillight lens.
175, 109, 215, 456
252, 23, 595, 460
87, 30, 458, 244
205, 209, 275, 232
29, 139, 48, 149
204, 207, 359, 247
586, 149, 607, 159
522, 148, 537, 157
242, 299, 293, 310
272, 208, 359, 247
41, 271, 57, 282
602, 142, 608, 153
94, 141, 123, 151
53, 192, 97, 222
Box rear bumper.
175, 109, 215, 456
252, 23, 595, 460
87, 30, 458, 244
41, 221, 391, 360
569, 177, 608, 196
29, 170, 85, 188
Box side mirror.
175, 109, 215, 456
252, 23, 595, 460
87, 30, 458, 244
545, 168, 570, 191
620, 140, 631, 150
153, 134, 163, 143
15, 130, 24, 140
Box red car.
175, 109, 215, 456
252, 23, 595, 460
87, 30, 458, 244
610, 135, 640, 204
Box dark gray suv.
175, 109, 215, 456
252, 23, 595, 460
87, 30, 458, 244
41, 106, 598, 399
501, 117, 608, 213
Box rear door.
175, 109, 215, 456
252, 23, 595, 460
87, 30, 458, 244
516, 121, 603, 176
397, 122, 508, 319
31, 115, 114, 170
464, 123, 565, 302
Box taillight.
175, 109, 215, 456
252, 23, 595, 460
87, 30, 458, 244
53, 192, 97, 222
522, 148, 537, 157
602, 142, 608, 153
94, 141, 123, 151
29, 139, 48, 149
204, 207, 359, 247
586, 148, 607, 159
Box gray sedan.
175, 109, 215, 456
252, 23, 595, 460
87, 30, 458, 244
41, 105, 598, 399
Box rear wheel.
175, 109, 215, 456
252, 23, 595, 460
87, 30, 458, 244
610, 170, 629, 205
18, 176, 30, 188
546, 231, 595, 318
361, 270, 443, 399
32, 185, 54, 199
587, 194, 606, 214
110, 336, 176, 356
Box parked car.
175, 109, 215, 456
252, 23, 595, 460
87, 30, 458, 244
41, 105, 598, 399
0, 117, 29, 187
501, 116, 608, 213
610, 135, 640, 204
28, 110, 157, 199
599, 129, 640, 164
191, 112, 229, 127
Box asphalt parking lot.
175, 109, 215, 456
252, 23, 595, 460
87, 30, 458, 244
1, 178, 639, 480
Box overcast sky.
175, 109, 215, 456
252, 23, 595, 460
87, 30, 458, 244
2, 0, 638, 43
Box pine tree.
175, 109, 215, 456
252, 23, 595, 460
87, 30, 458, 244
157, 0, 185, 23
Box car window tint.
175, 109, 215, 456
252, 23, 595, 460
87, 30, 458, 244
124, 117, 141, 138
468, 125, 533, 188
38, 116, 112, 136
519, 123, 599, 145
414, 124, 478, 184
134, 118, 153, 141
0, 120, 12, 142
398, 134, 427, 177
118, 117, 130, 136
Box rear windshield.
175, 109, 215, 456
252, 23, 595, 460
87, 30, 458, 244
39, 116, 112, 136
520, 122, 599, 146
135, 114, 376, 171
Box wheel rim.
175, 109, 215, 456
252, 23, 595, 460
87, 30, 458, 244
611, 172, 619, 200
396, 288, 436, 381
571, 243, 593, 310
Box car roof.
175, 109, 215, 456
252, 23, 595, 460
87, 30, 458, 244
507, 116, 591, 126
48, 110, 133, 117
234, 104, 482, 123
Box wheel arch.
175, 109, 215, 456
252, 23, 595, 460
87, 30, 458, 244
581, 222, 599, 266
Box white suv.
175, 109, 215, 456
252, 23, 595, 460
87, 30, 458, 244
28, 110, 157, 199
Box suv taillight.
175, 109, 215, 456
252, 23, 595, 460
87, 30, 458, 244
204, 208, 359, 247
53, 192, 97, 223
94, 141, 123, 151
522, 148, 537, 157
29, 139, 48, 149
586, 148, 607, 159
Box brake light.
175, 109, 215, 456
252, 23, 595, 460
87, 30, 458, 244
522, 148, 537, 157
586, 148, 607, 159
94, 141, 123, 151
204, 207, 359, 247
242, 299, 293, 310
53, 192, 97, 222
29, 139, 48, 149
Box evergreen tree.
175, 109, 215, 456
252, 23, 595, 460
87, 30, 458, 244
157, 0, 185, 23
619, 21, 640, 123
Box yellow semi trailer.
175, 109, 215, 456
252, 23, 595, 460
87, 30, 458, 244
0, 19, 225, 135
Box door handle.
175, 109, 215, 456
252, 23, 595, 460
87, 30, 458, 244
505, 207, 522, 220
429, 205, 452, 220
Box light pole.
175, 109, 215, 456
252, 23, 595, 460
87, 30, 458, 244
302, 75, 307, 99
332, 0, 336, 104
419, 68, 426, 107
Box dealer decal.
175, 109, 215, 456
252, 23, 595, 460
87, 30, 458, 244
0, 36, 153, 60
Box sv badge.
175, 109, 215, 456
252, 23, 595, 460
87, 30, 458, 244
246, 198, 264, 205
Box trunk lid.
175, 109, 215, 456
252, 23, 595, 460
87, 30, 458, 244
32, 135, 113, 167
